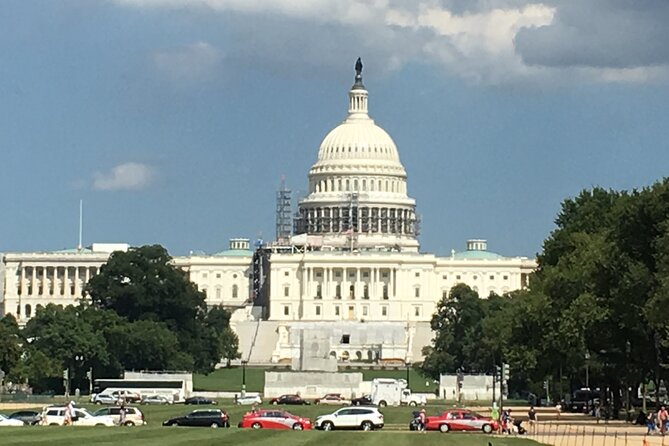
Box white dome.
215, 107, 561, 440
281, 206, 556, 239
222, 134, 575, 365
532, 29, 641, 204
316, 118, 402, 165
295, 60, 419, 252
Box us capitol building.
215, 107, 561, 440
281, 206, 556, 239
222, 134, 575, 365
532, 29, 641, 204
0, 61, 535, 367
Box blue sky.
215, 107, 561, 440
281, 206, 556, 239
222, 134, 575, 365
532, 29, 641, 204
2, 0, 668, 257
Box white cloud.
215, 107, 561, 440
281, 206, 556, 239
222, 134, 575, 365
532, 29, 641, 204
93, 162, 154, 191
153, 41, 223, 81
113, 0, 669, 85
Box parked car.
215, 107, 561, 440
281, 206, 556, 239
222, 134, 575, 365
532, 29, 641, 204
184, 396, 218, 405
238, 409, 312, 430
314, 393, 351, 406
141, 395, 173, 405
111, 390, 142, 403
269, 394, 311, 405
314, 407, 384, 431
92, 406, 146, 426
235, 394, 262, 405
8, 410, 42, 425
423, 409, 498, 433
0, 414, 25, 427
92, 394, 118, 405
351, 394, 374, 406
40, 406, 116, 426
162, 409, 229, 428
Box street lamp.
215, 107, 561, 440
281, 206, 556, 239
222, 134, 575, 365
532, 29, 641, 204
241, 360, 248, 397
406, 361, 411, 389
584, 352, 590, 388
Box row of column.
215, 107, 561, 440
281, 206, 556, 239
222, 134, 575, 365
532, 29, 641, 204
16, 266, 98, 297
297, 206, 416, 235
301, 266, 398, 301
312, 176, 406, 194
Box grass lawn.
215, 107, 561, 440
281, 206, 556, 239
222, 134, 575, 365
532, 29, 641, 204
0, 402, 543, 446
194, 367, 435, 393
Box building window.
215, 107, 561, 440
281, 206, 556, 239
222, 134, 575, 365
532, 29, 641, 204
383, 285, 389, 300
415, 272, 420, 277
216, 273, 221, 279
283, 306, 290, 316
202, 273, 208, 278
25, 304, 32, 318
316, 284, 322, 299
284, 286, 290, 297
442, 290, 448, 299
362, 306, 368, 316
232, 284, 238, 298
382, 272, 388, 279
341, 334, 350, 344
473, 275, 478, 280
490, 275, 494, 280
456, 275, 461, 280
503, 275, 508, 280
442, 275, 447, 280
335, 284, 341, 299
315, 306, 321, 316
335, 306, 340, 316
216, 288, 221, 299
362, 271, 369, 278
349, 285, 355, 299
202, 288, 208, 298
316, 272, 322, 278
414, 306, 421, 317
363, 285, 369, 299
382, 306, 387, 316
233, 274, 237, 279
415, 287, 420, 298
335, 271, 342, 278
284, 271, 289, 276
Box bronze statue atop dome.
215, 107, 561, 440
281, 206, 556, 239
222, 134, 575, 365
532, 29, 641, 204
355, 58, 363, 76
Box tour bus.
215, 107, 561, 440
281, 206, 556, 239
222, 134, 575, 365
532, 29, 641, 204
92, 378, 187, 403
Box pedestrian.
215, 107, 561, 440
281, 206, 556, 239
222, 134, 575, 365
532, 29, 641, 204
419, 408, 427, 433
647, 411, 657, 435
119, 402, 127, 426
64, 400, 74, 426
555, 401, 562, 420
659, 406, 668, 435
528, 406, 537, 433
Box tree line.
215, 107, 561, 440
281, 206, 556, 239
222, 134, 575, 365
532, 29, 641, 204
0, 245, 240, 393
422, 178, 669, 413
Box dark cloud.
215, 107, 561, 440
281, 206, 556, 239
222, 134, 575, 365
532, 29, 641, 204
515, 0, 669, 68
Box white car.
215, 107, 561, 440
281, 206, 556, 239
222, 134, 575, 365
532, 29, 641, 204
41, 407, 115, 426
0, 414, 25, 427
236, 394, 262, 405
141, 395, 173, 405
314, 407, 384, 431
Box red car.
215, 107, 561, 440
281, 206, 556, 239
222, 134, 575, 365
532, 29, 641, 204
425, 409, 498, 433
238, 409, 312, 430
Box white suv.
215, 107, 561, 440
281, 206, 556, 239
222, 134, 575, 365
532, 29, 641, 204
41, 407, 115, 426
314, 407, 384, 431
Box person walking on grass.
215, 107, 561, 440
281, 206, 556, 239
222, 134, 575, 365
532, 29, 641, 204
528, 406, 537, 434
659, 406, 668, 435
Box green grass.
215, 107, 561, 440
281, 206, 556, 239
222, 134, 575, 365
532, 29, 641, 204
0, 402, 543, 445
194, 367, 435, 393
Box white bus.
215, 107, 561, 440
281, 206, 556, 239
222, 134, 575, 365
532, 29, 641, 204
93, 378, 188, 403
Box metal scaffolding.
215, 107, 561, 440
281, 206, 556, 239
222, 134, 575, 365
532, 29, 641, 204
275, 178, 292, 244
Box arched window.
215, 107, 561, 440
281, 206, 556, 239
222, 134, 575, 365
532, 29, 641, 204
25, 304, 32, 318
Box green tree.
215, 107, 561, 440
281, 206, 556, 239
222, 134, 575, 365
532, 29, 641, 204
206, 306, 241, 366
86, 245, 223, 372
0, 315, 22, 380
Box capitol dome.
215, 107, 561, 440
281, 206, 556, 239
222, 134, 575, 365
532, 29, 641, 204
294, 59, 419, 252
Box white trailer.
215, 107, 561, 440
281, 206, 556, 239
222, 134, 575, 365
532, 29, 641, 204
370, 378, 427, 407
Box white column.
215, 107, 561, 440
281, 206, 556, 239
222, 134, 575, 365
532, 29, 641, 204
64, 267, 69, 296
31, 267, 37, 296
74, 266, 80, 297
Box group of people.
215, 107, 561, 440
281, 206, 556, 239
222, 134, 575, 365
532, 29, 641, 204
491, 405, 535, 435
62, 399, 128, 426
646, 406, 669, 435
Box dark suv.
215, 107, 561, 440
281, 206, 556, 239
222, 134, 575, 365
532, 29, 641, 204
163, 410, 230, 428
